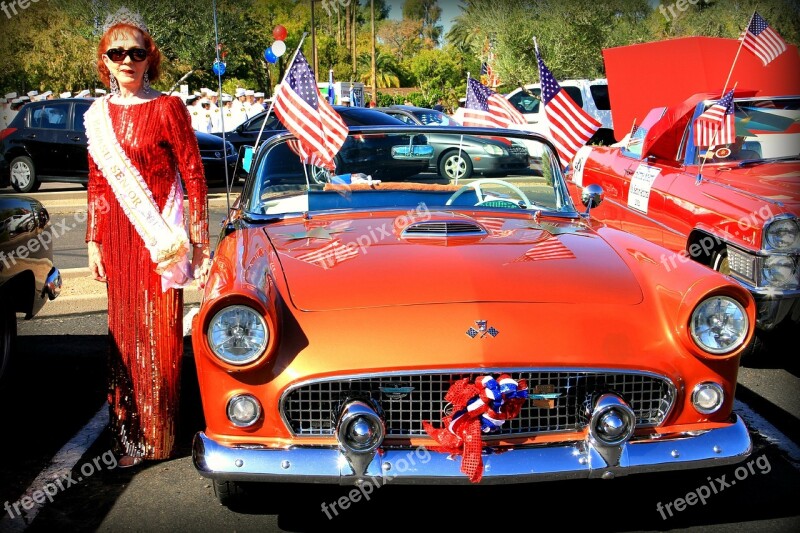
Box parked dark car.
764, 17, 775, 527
0, 98, 237, 193
0, 195, 61, 383
375, 105, 530, 179
216, 105, 411, 155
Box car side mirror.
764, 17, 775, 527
239, 145, 254, 174
581, 183, 604, 213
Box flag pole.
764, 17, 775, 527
722, 11, 754, 96
253, 32, 309, 152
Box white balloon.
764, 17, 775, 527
272, 40, 287, 57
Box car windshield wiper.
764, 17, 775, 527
738, 155, 799, 167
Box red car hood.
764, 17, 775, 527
267, 216, 643, 311
697, 161, 800, 208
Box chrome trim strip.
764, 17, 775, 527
278, 367, 678, 438
193, 415, 751, 485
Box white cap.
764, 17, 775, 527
11, 98, 22, 104
221, 95, 232, 102
254, 92, 264, 98
341, 96, 350, 102
75, 89, 90, 98
200, 87, 210, 94
95, 88, 107, 95
245, 89, 254, 96
40, 90, 53, 98
207, 90, 218, 97
27, 90, 38, 98
235, 88, 246, 97
60, 91, 72, 98
20, 96, 30, 101
5, 92, 17, 100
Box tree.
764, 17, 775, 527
402, 0, 443, 45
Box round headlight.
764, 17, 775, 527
227, 394, 262, 427
483, 144, 506, 156
690, 296, 748, 354
764, 218, 800, 251
692, 383, 724, 414
208, 305, 269, 365
762, 255, 799, 289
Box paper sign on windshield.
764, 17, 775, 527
627, 164, 661, 213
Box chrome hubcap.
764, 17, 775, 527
11, 163, 31, 188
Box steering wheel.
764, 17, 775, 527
445, 178, 534, 208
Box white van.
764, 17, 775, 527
504, 79, 616, 146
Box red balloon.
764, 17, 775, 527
273, 25, 287, 41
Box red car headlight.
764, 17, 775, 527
689, 295, 749, 355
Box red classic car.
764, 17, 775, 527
190, 124, 755, 507
567, 91, 799, 342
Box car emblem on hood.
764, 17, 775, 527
466, 320, 499, 338
380, 383, 415, 400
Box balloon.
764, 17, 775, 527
212, 60, 226, 76
271, 40, 286, 57
264, 47, 277, 63
273, 25, 287, 41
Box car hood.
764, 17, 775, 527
698, 161, 800, 209
266, 214, 643, 311
195, 130, 225, 148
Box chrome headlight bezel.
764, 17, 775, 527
764, 216, 800, 252
207, 304, 269, 366
689, 296, 749, 355
227, 394, 263, 427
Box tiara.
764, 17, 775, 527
102, 7, 149, 34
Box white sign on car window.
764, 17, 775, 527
627, 164, 661, 213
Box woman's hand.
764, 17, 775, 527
88, 241, 107, 282
191, 245, 211, 289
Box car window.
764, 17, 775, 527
30, 103, 70, 130
74, 103, 91, 133
508, 89, 540, 114
244, 113, 282, 133
340, 110, 405, 126
390, 113, 416, 125
590, 84, 611, 110
563, 87, 583, 108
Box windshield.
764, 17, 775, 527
691, 97, 800, 164
242, 127, 575, 218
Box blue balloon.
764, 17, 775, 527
264, 47, 278, 64
212, 60, 226, 76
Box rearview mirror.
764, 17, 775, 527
391, 144, 434, 160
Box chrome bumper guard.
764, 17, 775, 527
193, 415, 752, 485
44, 267, 62, 301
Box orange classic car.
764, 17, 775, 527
190, 124, 755, 507
567, 91, 799, 345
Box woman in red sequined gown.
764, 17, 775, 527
85, 14, 209, 467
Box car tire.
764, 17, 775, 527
438, 151, 473, 180
213, 479, 247, 508
10, 156, 40, 193
0, 305, 17, 387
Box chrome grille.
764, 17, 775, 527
281, 369, 675, 437
402, 221, 486, 238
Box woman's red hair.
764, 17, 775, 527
96, 24, 161, 88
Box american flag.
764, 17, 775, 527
461, 77, 526, 129
273, 51, 348, 171
693, 89, 736, 147
740, 12, 787, 66
513, 237, 575, 262
535, 47, 601, 168
293, 239, 359, 269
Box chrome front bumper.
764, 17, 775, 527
193, 415, 752, 485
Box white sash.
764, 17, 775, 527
85, 96, 193, 291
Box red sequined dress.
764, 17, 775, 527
85, 94, 208, 460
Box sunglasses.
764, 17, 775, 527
105, 47, 148, 62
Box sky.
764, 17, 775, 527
384, 0, 463, 35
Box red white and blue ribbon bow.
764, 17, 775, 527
423, 374, 528, 483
